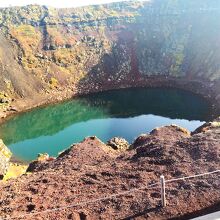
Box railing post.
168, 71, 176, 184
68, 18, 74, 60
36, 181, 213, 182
160, 175, 166, 207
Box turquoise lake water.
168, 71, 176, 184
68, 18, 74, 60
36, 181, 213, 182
0, 88, 211, 162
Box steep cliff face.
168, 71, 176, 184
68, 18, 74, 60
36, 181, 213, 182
0, 0, 220, 112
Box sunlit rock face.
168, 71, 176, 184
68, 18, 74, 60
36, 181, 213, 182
0, 0, 220, 106
0, 139, 12, 179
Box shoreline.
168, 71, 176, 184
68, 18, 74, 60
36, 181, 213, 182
1, 75, 219, 165
0, 76, 220, 124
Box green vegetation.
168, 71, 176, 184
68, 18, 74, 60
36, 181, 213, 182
0, 5, 47, 27
0, 2, 143, 27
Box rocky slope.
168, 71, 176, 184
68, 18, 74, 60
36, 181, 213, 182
0, 139, 12, 178
0, 0, 220, 117
0, 123, 219, 219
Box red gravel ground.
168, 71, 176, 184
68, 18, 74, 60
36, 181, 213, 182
0, 122, 219, 220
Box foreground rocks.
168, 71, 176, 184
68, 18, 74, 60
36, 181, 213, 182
107, 137, 130, 151
0, 124, 219, 219
0, 139, 12, 179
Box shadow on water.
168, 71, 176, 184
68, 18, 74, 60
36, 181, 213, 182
0, 87, 211, 161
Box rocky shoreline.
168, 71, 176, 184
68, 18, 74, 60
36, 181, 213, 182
1, 76, 219, 124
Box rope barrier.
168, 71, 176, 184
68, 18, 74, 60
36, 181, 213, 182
2, 169, 220, 219
165, 170, 220, 183
3, 183, 160, 220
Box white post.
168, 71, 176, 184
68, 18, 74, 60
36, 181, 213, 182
160, 175, 166, 207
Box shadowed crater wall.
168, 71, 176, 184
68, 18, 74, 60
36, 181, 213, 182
0, 0, 220, 113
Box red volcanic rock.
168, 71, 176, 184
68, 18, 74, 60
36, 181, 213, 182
0, 125, 219, 219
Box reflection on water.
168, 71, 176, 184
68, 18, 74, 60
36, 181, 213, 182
0, 88, 211, 162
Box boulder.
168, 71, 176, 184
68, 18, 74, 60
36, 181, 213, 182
0, 92, 11, 104
37, 153, 49, 161
193, 120, 220, 134
0, 139, 12, 179
0, 97, 9, 103
107, 137, 129, 151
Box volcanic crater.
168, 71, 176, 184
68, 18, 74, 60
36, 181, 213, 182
0, 0, 220, 219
